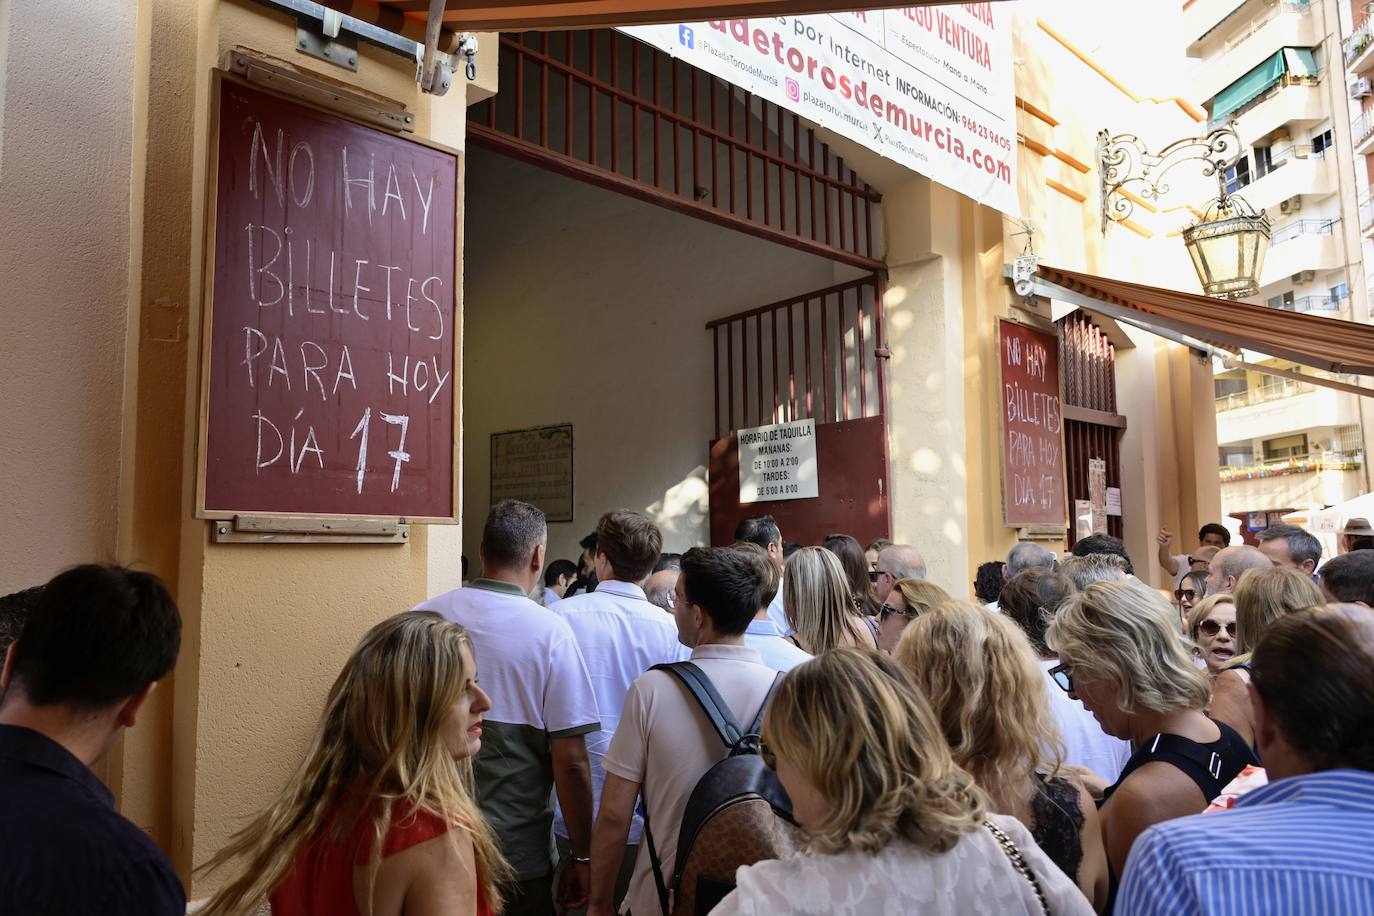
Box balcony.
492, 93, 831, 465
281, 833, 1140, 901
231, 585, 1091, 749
1219, 453, 1364, 513
1194, 2, 1317, 102
1216, 382, 1361, 443
1345, 4, 1374, 75
1259, 218, 1344, 289
1355, 110, 1374, 156
1361, 193, 1374, 238
1231, 76, 1326, 147
1237, 146, 1334, 213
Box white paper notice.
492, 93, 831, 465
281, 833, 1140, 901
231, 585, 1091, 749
739, 418, 819, 503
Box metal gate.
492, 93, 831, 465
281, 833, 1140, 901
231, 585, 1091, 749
706, 274, 891, 546
1058, 313, 1125, 544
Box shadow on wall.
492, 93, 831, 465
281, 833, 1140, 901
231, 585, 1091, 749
645, 465, 710, 552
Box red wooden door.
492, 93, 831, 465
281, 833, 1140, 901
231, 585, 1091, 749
706, 275, 891, 547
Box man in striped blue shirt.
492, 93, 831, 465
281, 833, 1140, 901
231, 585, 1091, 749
1117, 604, 1374, 915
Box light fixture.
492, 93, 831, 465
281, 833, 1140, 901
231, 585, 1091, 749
1098, 127, 1271, 299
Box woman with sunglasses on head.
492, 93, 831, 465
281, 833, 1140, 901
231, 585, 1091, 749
874, 578, 952, 653
1184, 594, 1236, 681
1207, 566, 1324, 748
710, 649, 1093, 916
1045, 581, 1257, 908
197, 612, 507, 916
783, 547, 879, 653
896, 601, 1109, 912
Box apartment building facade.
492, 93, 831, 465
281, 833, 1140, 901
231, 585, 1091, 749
1183, 0, 1372, 537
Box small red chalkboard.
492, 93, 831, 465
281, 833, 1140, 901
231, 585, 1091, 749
998, 319, 1067, 529
196, 73, 459, 521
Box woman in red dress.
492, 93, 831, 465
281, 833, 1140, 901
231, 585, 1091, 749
198, 612, 508, 916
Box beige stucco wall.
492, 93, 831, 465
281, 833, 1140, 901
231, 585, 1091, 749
461, 148, 851, 567
0, 0, 141, 593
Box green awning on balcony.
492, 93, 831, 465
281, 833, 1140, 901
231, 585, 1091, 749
1283, 46, 1317, 77
1211, 51, 1287, 122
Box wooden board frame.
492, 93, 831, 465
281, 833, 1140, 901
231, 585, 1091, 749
194, 66, 463, 525
488, 423, 576, 523
996, 316, 1069, 532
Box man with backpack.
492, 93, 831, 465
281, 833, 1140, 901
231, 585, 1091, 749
588, 546, 783, 916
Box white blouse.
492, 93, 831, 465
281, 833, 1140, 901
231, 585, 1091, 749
708, 814, 1093, 916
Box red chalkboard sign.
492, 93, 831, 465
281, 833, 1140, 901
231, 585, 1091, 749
998, 319, 1067, 529
197, 73, 459, 521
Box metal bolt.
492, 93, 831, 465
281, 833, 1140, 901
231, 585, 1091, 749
348, 54, 356, 66
323, 47, 332, 57
402, 531, 409, 538
218, 526, 228, 534
298, 38, 307, 49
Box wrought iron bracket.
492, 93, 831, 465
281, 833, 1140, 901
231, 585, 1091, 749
1097, 126, 1243, 235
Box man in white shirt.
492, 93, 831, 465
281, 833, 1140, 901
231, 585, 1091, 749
414, 500, 599, 916
874, 544, 927, 603
734, 515, 790, 633
542, 558, 579, 607
587, 547, 779, 916
554, 510, 688, 908
735, 542, 812, 673
986, 542, 1056, 611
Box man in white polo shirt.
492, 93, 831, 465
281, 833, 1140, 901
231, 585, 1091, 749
734, 515, 789, 634
586, 547, 778, 916
414, 499, 600, 916
734, 541, 811, 673
553, 510, 688, 910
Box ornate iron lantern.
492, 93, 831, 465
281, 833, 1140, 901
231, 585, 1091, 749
1098, 127, 1271, 299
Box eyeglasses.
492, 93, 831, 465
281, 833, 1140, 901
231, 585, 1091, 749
759, 737, 777, 771
1049, 662, 1074, 693
1197, 620, 1237, 638
1174, 588, 1197, 601
867, 570, 880, 583
878, 603, 911, 622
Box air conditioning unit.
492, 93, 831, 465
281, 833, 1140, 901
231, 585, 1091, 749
1350, 77, 1372, 99
1292, 270, 1317, 283
1279, 196, 1303, 213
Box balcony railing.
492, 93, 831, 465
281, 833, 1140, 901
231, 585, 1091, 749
1225, 0, 1313, 54
1346, 2, 1374, 56
1215, 379, 1316, 411
1269, 216, 1339, 245
1355, 109, 1374, 149
1361, 192, 1374, 232
1219, 450, 1363, 481
1215, 71, 1323, 127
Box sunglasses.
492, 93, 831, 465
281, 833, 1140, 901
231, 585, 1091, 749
1174, 588, 1198, 601
1197, 620, 1237, 637
760, 737, 777, 771
878, 603, 911, 622
867, 570, 880, 583
1049, 662, 1074, 693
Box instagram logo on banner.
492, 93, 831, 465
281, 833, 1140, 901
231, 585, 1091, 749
785, 78, 800, 102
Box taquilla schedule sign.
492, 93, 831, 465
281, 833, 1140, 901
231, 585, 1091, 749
738, 418, 819, 503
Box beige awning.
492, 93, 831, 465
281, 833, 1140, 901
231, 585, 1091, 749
1025, 264, 1374, 376
316, 0, 998, 47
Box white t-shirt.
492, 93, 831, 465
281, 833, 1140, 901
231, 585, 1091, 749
602, 643, 777, 916
552, 579, 689, 842
743, 618, 812, 672
1039, 658, 1132, 783
711, 816, 1094, 915
412, 579, 600, 879
765, 579, 790, 635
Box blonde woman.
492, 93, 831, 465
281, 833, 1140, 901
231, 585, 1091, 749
1046, 581, 1258, 905
710, 649, 1093, 915
197, 612, 508, 916
1184, 594, 1236, 679
783, 547, 878, 653
875, 577, 952, 652
1208, 566, 1324, 746
896, 602, 1108, 911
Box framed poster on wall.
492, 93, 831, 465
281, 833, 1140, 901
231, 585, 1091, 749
490, 425, 574, 522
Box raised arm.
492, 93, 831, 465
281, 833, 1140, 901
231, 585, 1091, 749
1156, 529, 1179, 577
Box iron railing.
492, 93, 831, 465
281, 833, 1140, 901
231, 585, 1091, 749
1215, 379, 1315, 411
1269, 216, 1339, 244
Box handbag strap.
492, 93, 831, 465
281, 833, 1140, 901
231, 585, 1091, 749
984, 819, 1049, 916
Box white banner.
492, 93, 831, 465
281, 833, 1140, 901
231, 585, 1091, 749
739, 418, 819, 503
621, 5, 1018, 215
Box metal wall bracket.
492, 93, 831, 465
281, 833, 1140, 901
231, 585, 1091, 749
296, 12, 358, 72
211, 514, 410, 545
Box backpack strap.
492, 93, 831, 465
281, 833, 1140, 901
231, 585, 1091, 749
642, 801, 672, 916
650, 662, 745, 749
746, 672, 786, 736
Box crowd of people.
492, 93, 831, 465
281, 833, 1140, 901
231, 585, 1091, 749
1, 507, 1372, 915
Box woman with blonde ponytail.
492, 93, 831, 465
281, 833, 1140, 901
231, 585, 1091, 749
197, 612, 509, 916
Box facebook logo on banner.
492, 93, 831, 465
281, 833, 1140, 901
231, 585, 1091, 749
679, 25, 695, 48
